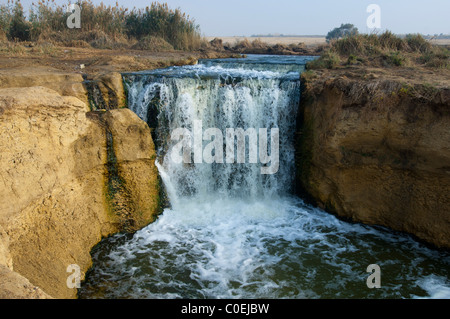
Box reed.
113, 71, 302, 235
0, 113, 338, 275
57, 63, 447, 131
307, 31, 449, 69
0, 0, 203, 51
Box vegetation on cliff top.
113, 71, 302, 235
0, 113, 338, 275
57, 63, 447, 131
0, 0, 324, 56
0, 0, 204, 51
307, 31, 449, 70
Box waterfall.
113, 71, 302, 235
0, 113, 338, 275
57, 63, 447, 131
79, 55, 450, 300
124, 57, 305, 203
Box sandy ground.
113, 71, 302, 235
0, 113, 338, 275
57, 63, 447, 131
0, 40, 448, 86
429, 38, 450, 46
206, 36, 327, 47
0, 45, 229, 76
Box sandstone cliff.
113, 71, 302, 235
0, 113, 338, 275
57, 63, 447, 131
0, 67, 88, 105
0, 85, 159, 298
296, 74, 450, 248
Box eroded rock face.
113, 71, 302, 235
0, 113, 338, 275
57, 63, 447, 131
0, 86, 159, 298
103, 109, 160, 231
96, 72, 127, 109
296, 77, 450, 248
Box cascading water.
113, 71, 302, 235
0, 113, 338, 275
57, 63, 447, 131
79, 55, 450, 299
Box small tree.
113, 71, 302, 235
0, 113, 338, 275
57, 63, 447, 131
8, 0, 31, 41
326, 23, 359, 43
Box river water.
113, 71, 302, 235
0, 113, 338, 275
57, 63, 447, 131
78, 55, 450, 299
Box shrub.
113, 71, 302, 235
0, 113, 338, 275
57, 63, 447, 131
8, 1, 31, 41
131, 35, 174, 51
331, 34, 367, 56
250, 38, 269, 49
378, 31, 407, 51
0, 1, 13, 37
405, 33, 432, 53
64, 39, 91, 48
233, 38, 252, 51
88, 31, 129, 49
386, 51, 407, 66
0, 29, 7, 42
125, 2, 202, 50
346, 54, 365, 66
419, 47, 450, 68
306, 51, 341, 70
310, 30, 446, 70
2, 0, 203, 51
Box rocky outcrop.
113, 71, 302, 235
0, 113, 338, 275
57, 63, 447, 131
0, 86, 159, 298
0, 265, 52, 299
97, 72, 127, 109
101, 108, 160, 232
296, 75, 450, 248
84, 72, 127, 110
0, 67, 88, 105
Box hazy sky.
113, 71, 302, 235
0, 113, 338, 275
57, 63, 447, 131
17, 0, 450, 36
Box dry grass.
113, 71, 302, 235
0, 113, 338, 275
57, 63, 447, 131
0, 0, 204, 51
131, 35, 174, 52
205, 37, 324, 55
205, 36, 327, 47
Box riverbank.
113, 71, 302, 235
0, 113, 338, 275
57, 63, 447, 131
295, 33, 450, 248
296, 66, 450, 248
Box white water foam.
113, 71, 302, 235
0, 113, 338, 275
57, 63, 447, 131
80, 194, 450, 299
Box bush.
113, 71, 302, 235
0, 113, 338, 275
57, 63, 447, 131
306, 51, 341, 69
87, 31, 129, 49
233, 38, 252, 51
131, 35, 174, 51
419, 47, 450, 68
1, 0, 203, 51
346, 54, 364, 65
386, 51, 407, 66
0, 1, 13, 38
250, 38, 269, 49
378, 31, 407, 51
64, 39, 91, 48
309, 30, 446, 70
0, 29, 7, 42
8, 1, 31, 41
125, 2, 201, 50
331, 34, 368, 56
405, 33, 432, 53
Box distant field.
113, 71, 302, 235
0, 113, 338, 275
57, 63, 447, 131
429, 39, 450, 46
205, 36, 327, 47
